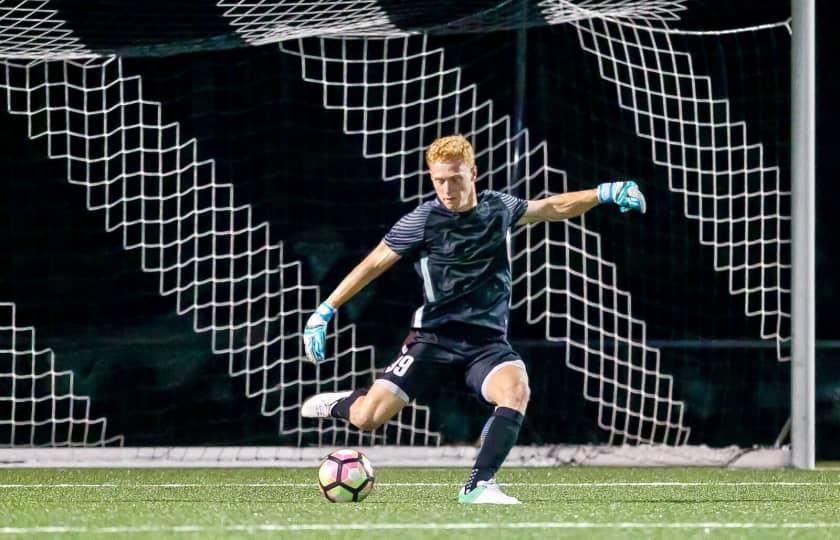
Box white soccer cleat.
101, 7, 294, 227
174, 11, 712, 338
458, 479, 521, 504
300, 391, 353, 418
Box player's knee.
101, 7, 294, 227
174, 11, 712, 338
513, 381, 531, 408
498, 380, 530, 411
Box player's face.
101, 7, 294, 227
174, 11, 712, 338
429, 160, 477, 212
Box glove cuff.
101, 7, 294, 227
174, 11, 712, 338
316, 301, 337, 320
596, 182, 614, 204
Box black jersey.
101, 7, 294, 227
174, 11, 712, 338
382, 190, 528, 333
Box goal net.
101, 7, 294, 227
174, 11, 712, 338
0, 0, 793, 462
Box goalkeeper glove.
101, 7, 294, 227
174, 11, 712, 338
597, 180, 647, 214
303, 301, 336, 363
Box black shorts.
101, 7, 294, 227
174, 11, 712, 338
375, 323, 526, 405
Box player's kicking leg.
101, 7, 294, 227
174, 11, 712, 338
301, 382, 407, 431
458, 360, 529, 505
302, 334, 424, 430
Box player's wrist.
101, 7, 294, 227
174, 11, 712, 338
316, 301, 337, 320
596, 182, 615, 205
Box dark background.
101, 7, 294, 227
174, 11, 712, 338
1, 0, 838, 455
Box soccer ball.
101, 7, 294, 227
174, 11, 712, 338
317, 449, 375, 503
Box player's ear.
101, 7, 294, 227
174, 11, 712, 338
471, 165, 477, 181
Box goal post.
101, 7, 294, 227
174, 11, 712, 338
790, 0, 815, 470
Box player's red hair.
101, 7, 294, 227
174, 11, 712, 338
425, 135, 475, 168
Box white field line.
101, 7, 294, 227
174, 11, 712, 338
2, 522, 840, 535
0, 481, 839, 488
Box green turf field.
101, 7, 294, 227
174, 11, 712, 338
2, 466, 839, 539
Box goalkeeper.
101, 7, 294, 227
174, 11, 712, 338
301, 135, 645, 504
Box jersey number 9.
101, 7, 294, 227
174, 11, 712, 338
385, 355, 415, 377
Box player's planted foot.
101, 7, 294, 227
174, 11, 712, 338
301, 391, 353, 418
457, 479, 521, 504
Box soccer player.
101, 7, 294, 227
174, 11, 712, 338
301, 135, 645, 504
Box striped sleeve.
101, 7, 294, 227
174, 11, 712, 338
382, 203, 432, 256
493, 191, 529, 225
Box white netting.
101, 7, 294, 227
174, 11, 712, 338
0, 55, 439, 446
0, 0, 93, 59
0, 302, 122, 446
541, 0, 686, 24
570, 13, 791, 361
218, 0, 692, 39
217, 0, 399, 44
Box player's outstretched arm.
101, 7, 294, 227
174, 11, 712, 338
303, 241, 401, 363
517, 181, 646, 224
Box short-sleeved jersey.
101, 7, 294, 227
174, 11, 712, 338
383, 189, 528, 333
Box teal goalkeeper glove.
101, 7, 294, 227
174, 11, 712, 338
303, 302, 336, 362
597, 180, 647, 214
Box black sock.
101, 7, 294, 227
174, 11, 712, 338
465, 407, 524, 492
330, 388, 368, 420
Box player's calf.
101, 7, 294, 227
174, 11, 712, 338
348, 407, 380, 432
346, 382, 408, 431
